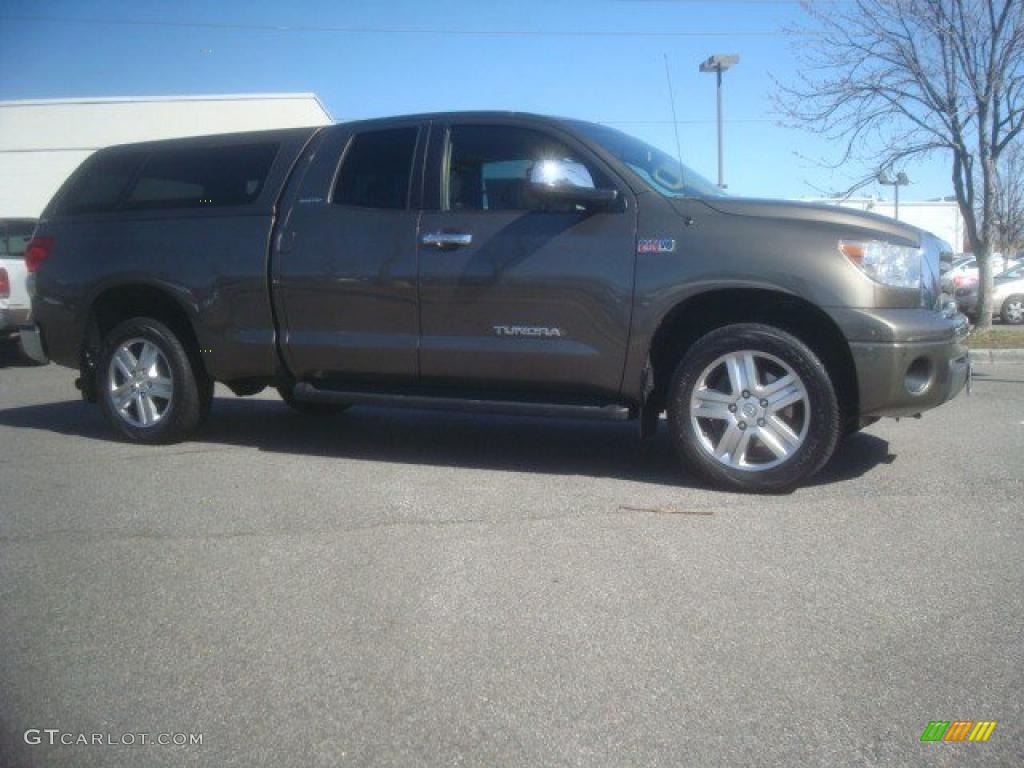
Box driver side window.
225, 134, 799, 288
445, 125, 606, 213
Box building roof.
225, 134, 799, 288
0, 92, 333, 153
0, 92, 332, 118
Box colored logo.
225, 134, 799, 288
638, 238, 676, 254
920, 720, 997, 742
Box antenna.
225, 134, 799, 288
663, 53, 685, 187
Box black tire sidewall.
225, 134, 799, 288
97, 317, 203, 444
667, 323, 841, 493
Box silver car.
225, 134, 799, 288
993, 263, 1024, 324
956, 262, 1024, 323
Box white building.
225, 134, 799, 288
0, 93, 333, 218
803, 196, 967, 253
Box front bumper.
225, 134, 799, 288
829, 308, 970, 418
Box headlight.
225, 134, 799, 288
839, 239, 921, 290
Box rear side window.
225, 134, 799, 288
56, 152, 145, 215
333, 127, 418, 210
124, 143, 279, 210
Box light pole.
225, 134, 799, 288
699, 54, 740, 189
877, 171, 910, 221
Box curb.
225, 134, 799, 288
969, 348, 1024, 363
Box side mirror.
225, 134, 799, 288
528, 158, 619, 210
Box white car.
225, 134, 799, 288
941, 253, 1019, 293
0, 219, 36, 334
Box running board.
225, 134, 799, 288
292, 383, 632, 421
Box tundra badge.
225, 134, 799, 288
493, 326, 564, 338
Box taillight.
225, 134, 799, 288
25, 236, 55, 273
0, 268, 9, 299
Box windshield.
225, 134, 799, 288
0, 220, 35, 258
998, 263, 1024, 280
569, 121, 723, 199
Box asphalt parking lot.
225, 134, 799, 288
1, 346, 1021, 767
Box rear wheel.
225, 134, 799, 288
667, 323, 840, 492
1001, 295, 1024, 325
276, 382, 351, 415
97, 317, 211, 443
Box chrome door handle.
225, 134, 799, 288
421, 231, 473, 248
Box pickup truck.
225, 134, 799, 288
1, 218, 36, 337
23, 112, 970, 492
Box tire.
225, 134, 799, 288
276, 383, 351, 415
97, 317, 211, 444
1000, 295, 1024, 325
667, 323, 841, 493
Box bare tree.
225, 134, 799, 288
778, 0, 1024, 329
994, 140, 1024, 255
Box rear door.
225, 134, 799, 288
416, 121, 637, 398
274, 122, 426, 383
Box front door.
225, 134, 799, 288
417, 122, 637, 398
275, 123, 424, 383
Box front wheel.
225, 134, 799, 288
667, 323, 841, 493
1001, 295, 1024, 325
97, 317, 211, 444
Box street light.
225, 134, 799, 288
877, 171, 910, 221
699, 54, 740, 189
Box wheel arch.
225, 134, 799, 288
645, 287, 860, 429
81, 282, 209, 399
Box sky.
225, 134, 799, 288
0, 0, 956, 201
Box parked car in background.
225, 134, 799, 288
936, 245, 957, 274
941, 255, 973, 276
941, 253, 1019, 294
24, 114, 969, 492
957, 262, 1024, 323
997, 271, 1024, 325
0, 218, 36, 335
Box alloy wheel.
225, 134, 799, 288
689, 350, 810, 471
1006, 299, 1024, 324
107, 338, 174, 428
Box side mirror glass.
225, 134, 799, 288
528, 158, 619, 209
